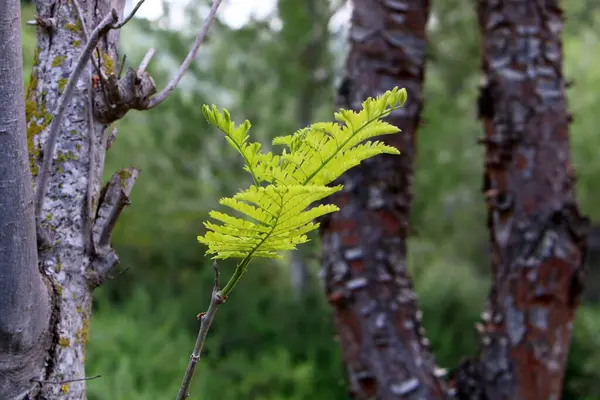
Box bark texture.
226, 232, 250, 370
320, 1, 447, 398
452, 1, 589, 398
0, 2, 52, 398
24, 0, 134, 397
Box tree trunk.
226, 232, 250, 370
0, 0, 141, 397
452, 1, 590, 398
29, 1, 132, 397
1, 0, 219, 395
319, 1, 447, 398
0, 2, 52, 397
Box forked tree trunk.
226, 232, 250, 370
452, 1, 589, 398
319, 1, 447, 398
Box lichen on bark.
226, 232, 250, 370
25, 0, 128, 397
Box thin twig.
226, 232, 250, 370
146, 0, 223, 109
28, 16, 56, 28
176, 261, 224, 400
92, 168, 138, 249
107, 265, 129, 281
105, 127, 118, 150
138, 47, 154, 75
74, 0, 111, 97
138, 48, 155, 74
113, 0, 147, 29
73, 0, 99, 255
31, 375, 102, 385
118, 53, 127, 79
84, 63, 96, 255
72, 0, 102, 74
71, 0, 90, 38
34, 10, 118, 218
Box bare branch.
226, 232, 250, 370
76, 0, 222, 122
72, 0, 90, 39
118, 53, 127, 78
138, 48, 155, 74
31, 375, 102, 385
146, 0, 223, 109
28, 16, 56, 29
105, 127, 118, 149
176, 261, 225, 400
87, 167, 138, 286
72, 0, 100, 257
73, 0, 109, 84
113, 0, 146, 29
91, 67, 156, 124
92, 167, 138, 249
34, 10, 119, 218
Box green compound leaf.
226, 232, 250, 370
198, 87, 407, 261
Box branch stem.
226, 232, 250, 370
220, 257, 251, 298
113, 0, 146, 29
175, 256, 251, 399
176, 261, 222, 400
146, 0, 223, 109
138, 48, 155, 74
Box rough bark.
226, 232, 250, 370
23, 0, 136, 397
0, 0, 225, 395
319, 1, 447, 398
452, 1, 589, 398
0, 0, 219, 396
0, 2, 52, 398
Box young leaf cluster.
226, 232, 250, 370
197, 87, 407, 264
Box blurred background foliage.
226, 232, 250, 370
18, 0, 600, 398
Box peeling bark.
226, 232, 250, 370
452, 1, 589, 399
319, 1, 447, 398
0, 2, 52, 398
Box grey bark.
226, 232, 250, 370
0, 0, 142, 397
25, 1, 133, 397
0, 0, 221, 396
0, 2, 52, 398
0, 0, 223, 396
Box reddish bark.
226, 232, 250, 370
452, 1, 589, 398
319, 0, 446, 398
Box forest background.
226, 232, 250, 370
18, 0, 600, 398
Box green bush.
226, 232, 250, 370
87, 257, 346, 399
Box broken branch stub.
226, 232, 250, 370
92, 68, 156, 124
88, 167, 139, 286
92, 0, 223, 122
